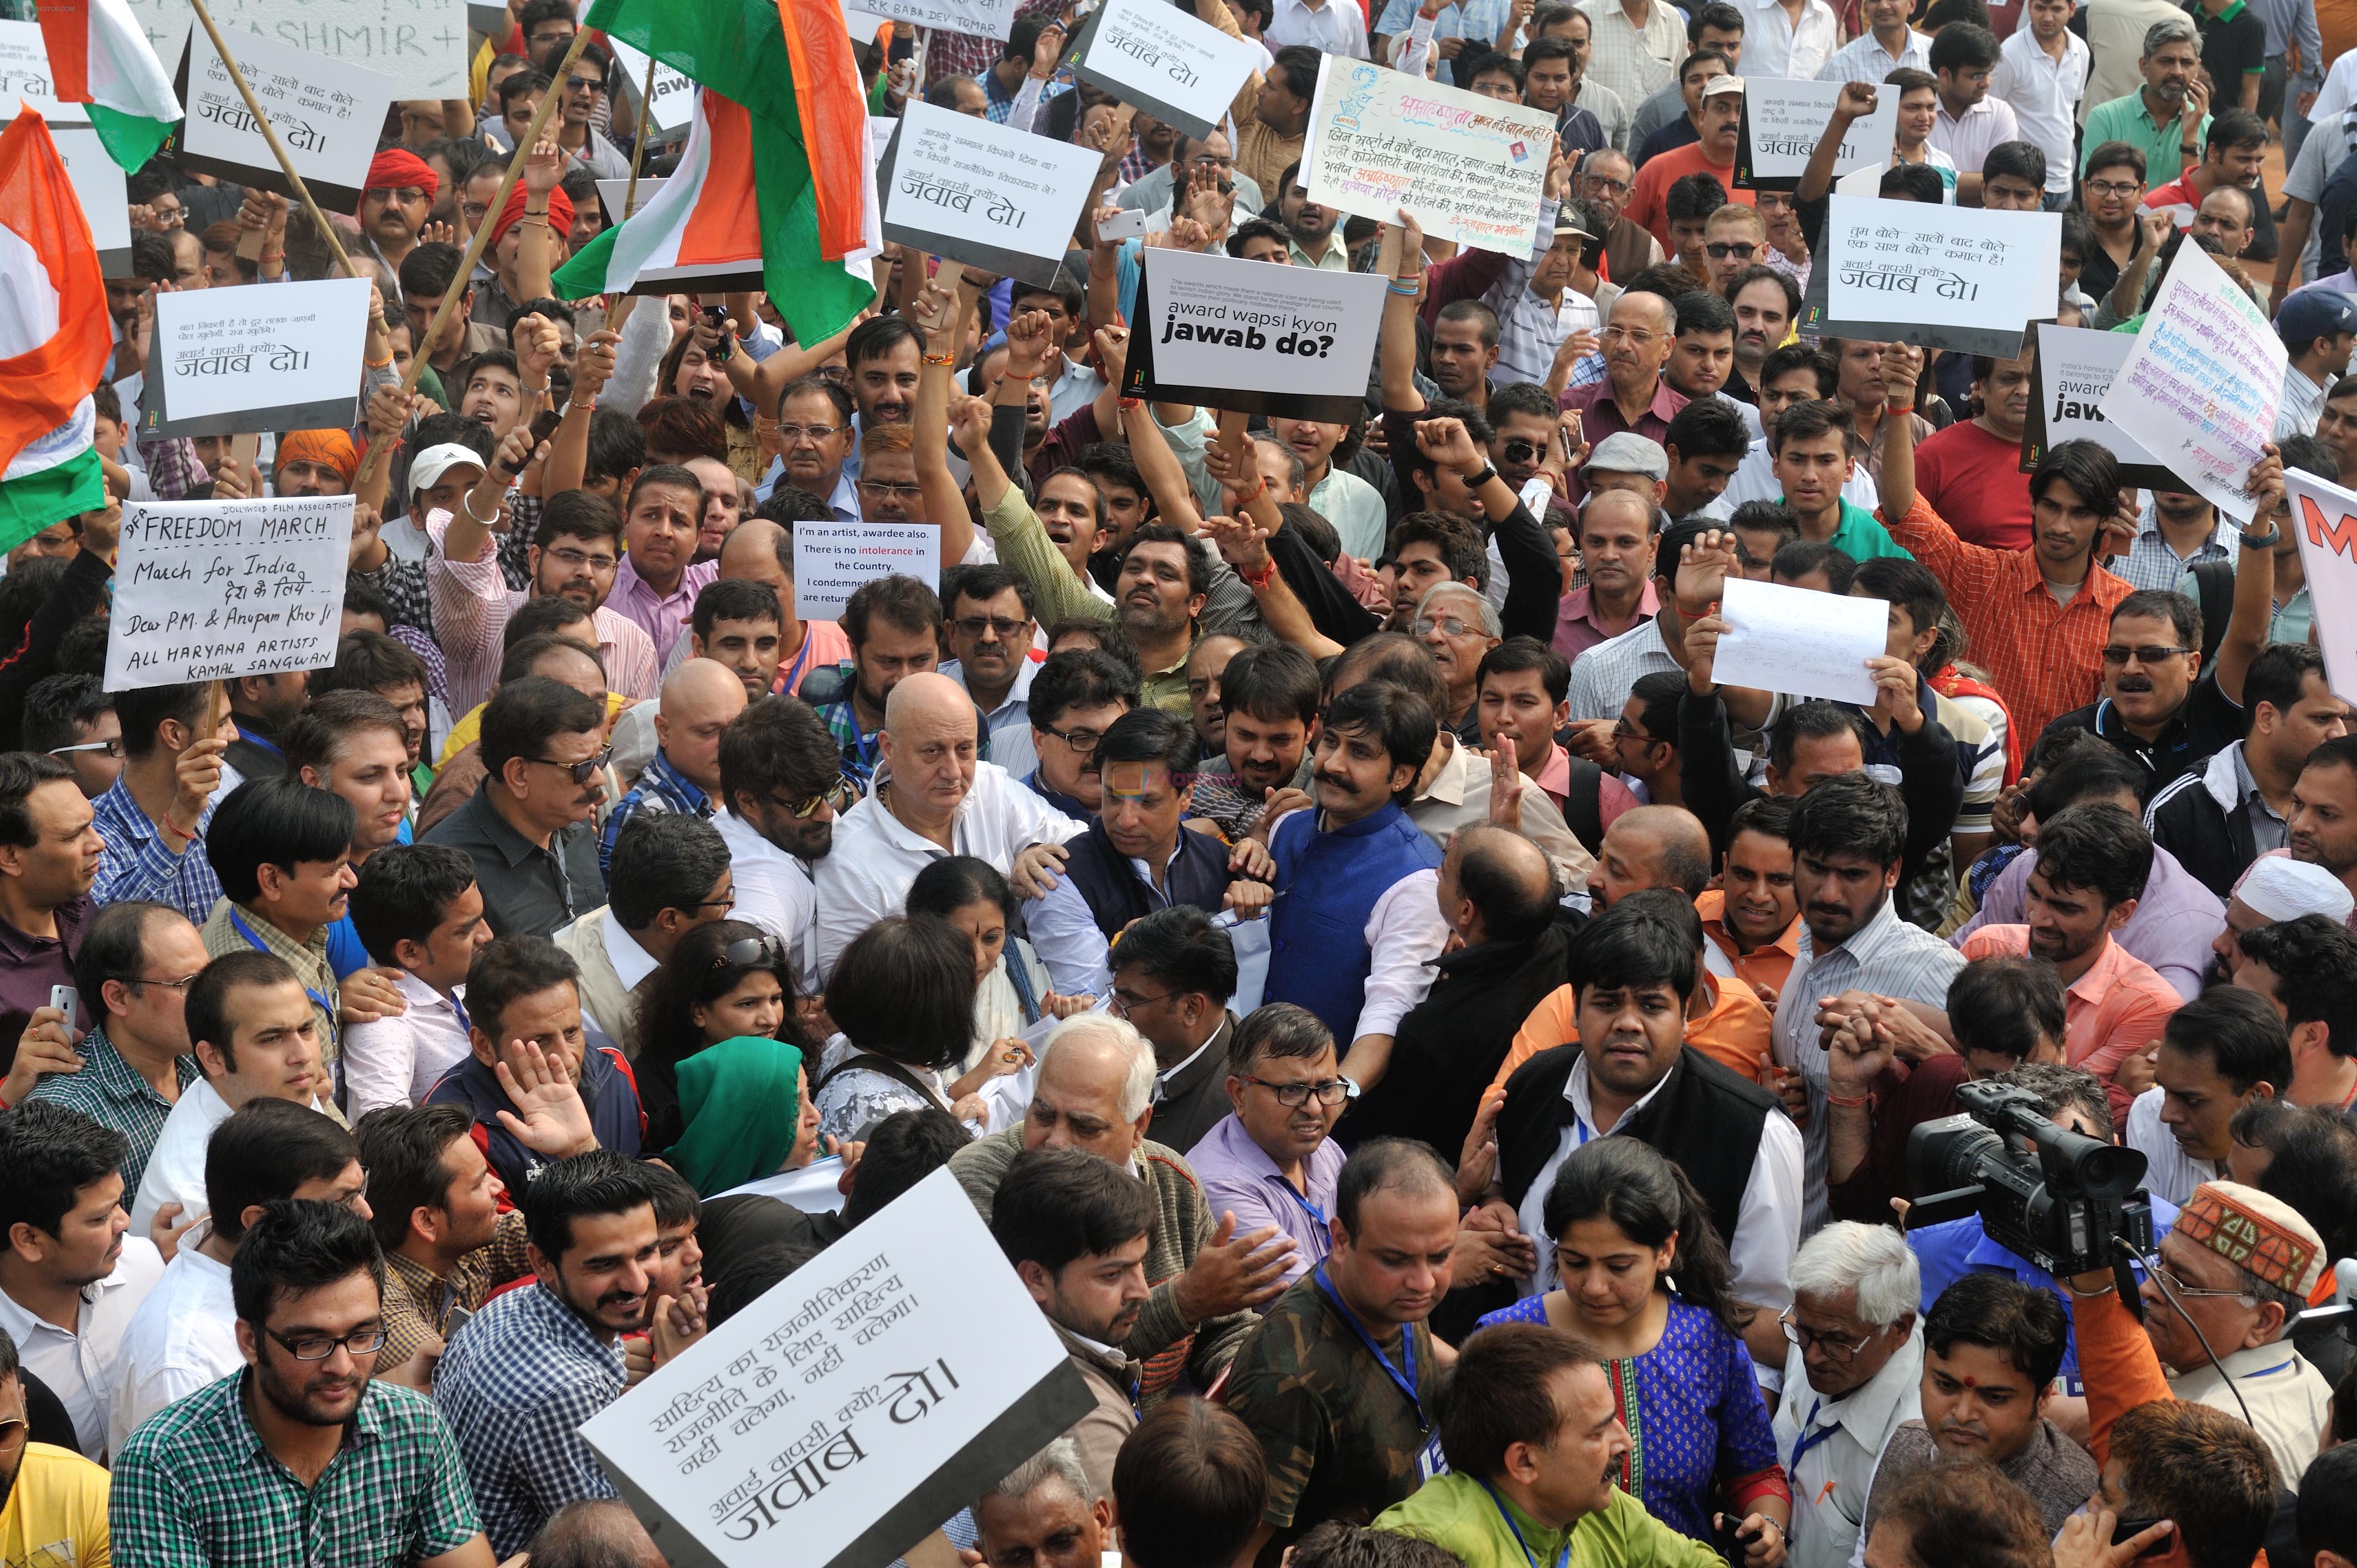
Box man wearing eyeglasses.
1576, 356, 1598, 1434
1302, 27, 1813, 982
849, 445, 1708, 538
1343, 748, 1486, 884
23, 676, 119, 802
1190, 1004, 1350, 1294
358, 147, 438, 284
944, 566, 1043, 781
0, 1322, 110, 1566
421, 678, 609, 941
711, 697, 853, 983
547, 44, 629, 181
2034, 591, 2251, 796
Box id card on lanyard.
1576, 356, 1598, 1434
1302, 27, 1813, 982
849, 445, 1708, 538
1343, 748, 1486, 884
1313, 1264, 1447, 1481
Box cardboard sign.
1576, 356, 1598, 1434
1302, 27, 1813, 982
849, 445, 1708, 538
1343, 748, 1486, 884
580, 1167, 1092, 1568
171, 30, 395, 212
2287, 468, 2357, 702
2099, 240, 2285, 521
0, 22, 65, 116
2020, 323, 2185, 493
598, 176, 666, 224
1064, 0, 1259, 142
1301, 54, 1555, 254
106, 496, 357, 692
1712, 577, 1888, 705
1802, 194, 2058, 357
1122, 244, 1388, 422
847, 0, 1015, 41
1735, 78, 1895, 190
47, 117, 133, 278
608, 38, 694, 141
878, 101, 1099, 288
123, 0, 468, 101
794, 523, 940, 621
139, 278, 372, 437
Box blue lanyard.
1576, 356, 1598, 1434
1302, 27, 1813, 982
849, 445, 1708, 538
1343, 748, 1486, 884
780, 630, 818, 695
1313, 1263, 1426, 1433
1480, 1481, 1572, 1568
450, 991, 472, 1038
1787, 1397, 1840, 1472
232, 723, 282, 757
227, 910, 335, 1027
1277, 1177, 1327, 1229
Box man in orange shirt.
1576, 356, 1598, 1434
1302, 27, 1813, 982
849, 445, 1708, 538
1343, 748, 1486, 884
1625, 75, 1752, 249
1958, 803, 2183, 1123
1696, 795, 1801, 1007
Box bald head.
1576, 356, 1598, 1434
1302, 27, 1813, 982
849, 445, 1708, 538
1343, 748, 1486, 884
1443, 823, 1558, 945
656, 659, 747, 793
720, 517, 792, 598
662, 657, 747, 718
525, 1500, 663, 1568
1025, 1015, 1157, 1164
531, 642, 608, 706
1594, 804, 1712, 909
883, 670, 971, 737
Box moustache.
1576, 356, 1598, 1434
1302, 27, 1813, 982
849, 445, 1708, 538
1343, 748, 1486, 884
2113, 676, 2154, 694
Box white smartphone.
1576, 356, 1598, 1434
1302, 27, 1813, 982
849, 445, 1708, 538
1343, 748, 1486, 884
1098, 208, 1147, 241
48, 984, 80, 1034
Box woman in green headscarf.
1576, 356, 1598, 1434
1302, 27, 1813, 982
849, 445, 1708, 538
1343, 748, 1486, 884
637, 919, 822, 1194
668, 1031, 822, 1195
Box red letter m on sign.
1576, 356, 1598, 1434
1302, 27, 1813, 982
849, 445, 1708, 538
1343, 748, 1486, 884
2302, 495, 2357, 561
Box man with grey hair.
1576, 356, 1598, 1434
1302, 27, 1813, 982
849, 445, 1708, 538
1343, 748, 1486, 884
523, 1500, 665, 1568
1772, 1221, 1925, 1568
1414, 582, 1503, 745
948, 1014, 1285, 1405
2081, 13, 2213, 187
974, 1438, 1114, 1567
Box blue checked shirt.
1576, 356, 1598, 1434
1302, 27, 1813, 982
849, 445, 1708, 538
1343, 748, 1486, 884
433, 1282, 627, 1557
24, 1027, 198, 1198
93, 776, 224, 927
600, 748, 714, 876
813, 663, 883, 792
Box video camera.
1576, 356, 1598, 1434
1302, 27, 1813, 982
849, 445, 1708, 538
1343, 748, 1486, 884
1906, 1081, 2154, 1299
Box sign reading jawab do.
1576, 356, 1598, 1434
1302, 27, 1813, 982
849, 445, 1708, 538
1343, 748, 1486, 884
1124, 245, 1390, 423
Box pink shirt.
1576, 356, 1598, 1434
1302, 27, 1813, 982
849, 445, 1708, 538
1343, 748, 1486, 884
1960, 925, 2184, 1123
1552, 577, 1660, 664
608, 553, 721, 666
424, 513, 662, 715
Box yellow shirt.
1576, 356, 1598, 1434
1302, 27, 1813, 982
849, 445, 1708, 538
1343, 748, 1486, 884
437, 690, 628, 770
0, 1442, 111, 1567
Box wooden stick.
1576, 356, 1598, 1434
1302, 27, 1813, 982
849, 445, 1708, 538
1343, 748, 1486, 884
352, 27, 596, 489
181, 0, 359, 282
623, 49, 655, 218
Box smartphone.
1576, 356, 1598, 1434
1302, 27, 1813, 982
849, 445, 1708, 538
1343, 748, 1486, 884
1099, 208, 1147, 241
1712, 1514, 1749, 1567
528, 409, 563, 446
48, 984, 81, 1034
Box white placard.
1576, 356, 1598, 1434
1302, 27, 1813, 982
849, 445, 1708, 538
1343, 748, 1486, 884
843, 4, 891, 43
606, 38, 694, 138
881, 101, 1102, 287
2288, 469, 2357, 702
124, 0, 467, 100
1834, 160, 1883, 198
106, 496, 357, 692
147, 277, 371, 434
795, 522, 940, 621
849, 0, 1015, 41
0, 22, 65, 116
2099, 240, 2286, 521
597, 176, 666, 222
1711, 577, 1887, 706
177, 28, 395, 209
1823, 194, 2059, 355
2026, 324, 2176, 487
1070, 0, 1260, 142
1738, 78, 1895, 185
1128, 244, 1389, 421
1303, 55, 1555, 254
579, 1167, 1089, 1568
47, 118, 133, 273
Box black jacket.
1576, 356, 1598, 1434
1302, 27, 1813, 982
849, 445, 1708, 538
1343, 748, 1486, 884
2143, 741, 2262, 900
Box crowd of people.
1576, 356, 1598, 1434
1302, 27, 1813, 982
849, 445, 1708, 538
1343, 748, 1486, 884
8, 0, 2357, 1561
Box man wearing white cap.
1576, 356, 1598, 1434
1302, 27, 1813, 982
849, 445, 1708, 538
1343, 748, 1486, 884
386, 440, 491, 565
2209, 853, 2357, 986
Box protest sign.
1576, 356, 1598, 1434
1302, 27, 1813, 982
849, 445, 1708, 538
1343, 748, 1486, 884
878, 101, 1099, 287
106, 496, 357, 692
1064, 0, 1260, 142
843, 4, 890, 43
2021, 324, 2184, 492
2099, 240, 2284, 520
47, 117, 133, 277
1712, 577, 1888, 705
0, 22, 65, 115
849, 0, 1015, 40
1124, 245, 1389, 422
1735, 78, 1895, 189
795, 522, 940, 622
1301, 55, 1556, 253
171, 29, 394, 211
598, 176, 667, 224
2286, 468, 2357, 702
580, 1166, 1092, 1568
1804, 195, 2059, 357
123, 0, 468, 100
607, 38, 694, 141
139, 278, 372, 439
467, 3, 507, 38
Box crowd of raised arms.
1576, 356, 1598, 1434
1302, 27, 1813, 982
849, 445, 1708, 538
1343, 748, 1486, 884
13, 0, 2357, 1564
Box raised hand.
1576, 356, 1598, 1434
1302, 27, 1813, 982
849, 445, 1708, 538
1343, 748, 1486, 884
1879, 341, 1925, 409
0, 1005, 84, 1111
524, 137, 564, 195
491, 1038, 597, 1157
573, 328, 619, 401
1833, 80, 1877, 122
1414, 415, 1486, 474
1175, 1211, 1297, 1320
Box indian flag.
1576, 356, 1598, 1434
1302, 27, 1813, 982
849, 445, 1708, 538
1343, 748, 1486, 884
0, 110, 110, 548
36, 0, 182, 171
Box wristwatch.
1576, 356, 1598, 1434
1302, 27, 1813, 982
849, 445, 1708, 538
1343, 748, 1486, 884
1463, 465, 1498, 489
2241, 528, 2281, 549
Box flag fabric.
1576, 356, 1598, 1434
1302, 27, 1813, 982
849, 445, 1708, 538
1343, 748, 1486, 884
35, 0, 182, 171
555, 90, 765, 298
579, 0, 874, 344
0, 109, 112, 547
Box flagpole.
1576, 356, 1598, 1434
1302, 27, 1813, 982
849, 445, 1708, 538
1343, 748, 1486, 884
624, 50, 655, 217
352, 27, 595, 490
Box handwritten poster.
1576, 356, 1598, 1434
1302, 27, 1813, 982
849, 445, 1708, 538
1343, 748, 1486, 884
2099, 240, 2285, 521
1736, 78, 1896, 189
172, 30, 394, 211
106, 497, 357, 692
580, 1167, 1090, 1568
1067, 0, 1260, 142
123, 0, 467, 101
878, 101, 1100, 287
795, 523, 940, 622
1808, 194, 2059, 357
846, 0, 1015, 41
2287, 468, 2357, 701
1302, 55, 1555, 253
1124, 245, 1389, 422
141, 278, 372, 437
2020, 324, 2184, 493
1712, 577, 1888, 705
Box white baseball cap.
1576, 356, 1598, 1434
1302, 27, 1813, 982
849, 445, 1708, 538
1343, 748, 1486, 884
409, 442, 488, 493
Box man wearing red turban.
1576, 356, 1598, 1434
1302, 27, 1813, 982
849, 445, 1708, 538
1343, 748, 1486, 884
475, 154, 577, 337
361, 148, 440, 277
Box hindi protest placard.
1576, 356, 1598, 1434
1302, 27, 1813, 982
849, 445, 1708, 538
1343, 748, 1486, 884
1712, 577, 1888, 705
0, 22, 64, 115
598, 176, 667, 224
795, 522, 940, 622
171, 29, 395, 211
2021, 324, 2184, 493
123, 0, 467, 101
1123, 245, 1390, 422
1735, 78, 1895, 189
1064, 0, 1260, 142
580, 1166, 1092, 1568
848, 0, 1015, 41
1302, 56, 1555, 254
607, 38, 694, 142
139, 278, 372, 439
106, 496, 357, 692
2099, 240, 2285, 520
2286, 468, 2357, 702
1804, 194, 2059, 357
878, 101, 1100, 287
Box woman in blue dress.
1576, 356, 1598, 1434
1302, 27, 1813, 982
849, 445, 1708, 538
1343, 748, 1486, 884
1476, 1136, 1792, 1556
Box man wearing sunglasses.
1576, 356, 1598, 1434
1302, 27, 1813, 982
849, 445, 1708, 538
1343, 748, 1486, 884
2036, 590, 2254, 797
712, 698, 852, 987
422, 678, 608, 942
23, 675, 119, 802
547, 43, 629, 181
0, 1321, 110, 1565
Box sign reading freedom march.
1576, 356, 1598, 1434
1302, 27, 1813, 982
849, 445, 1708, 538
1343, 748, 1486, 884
140, 277, 372, 438
171, 29, 394, 212
581, 1168, 1090, 1568
123, 0, 467, 101
1804, 194, 2058, 357
1736, 78, 1895, 189
1124, 245, 1389, 422
106, 496, 357, 693
878, 101, 1099, 287
794, 523, 939, 622
1302, 55, 1554, 253
1065, 0, 1260, 142
2021, 324, 2184, 493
